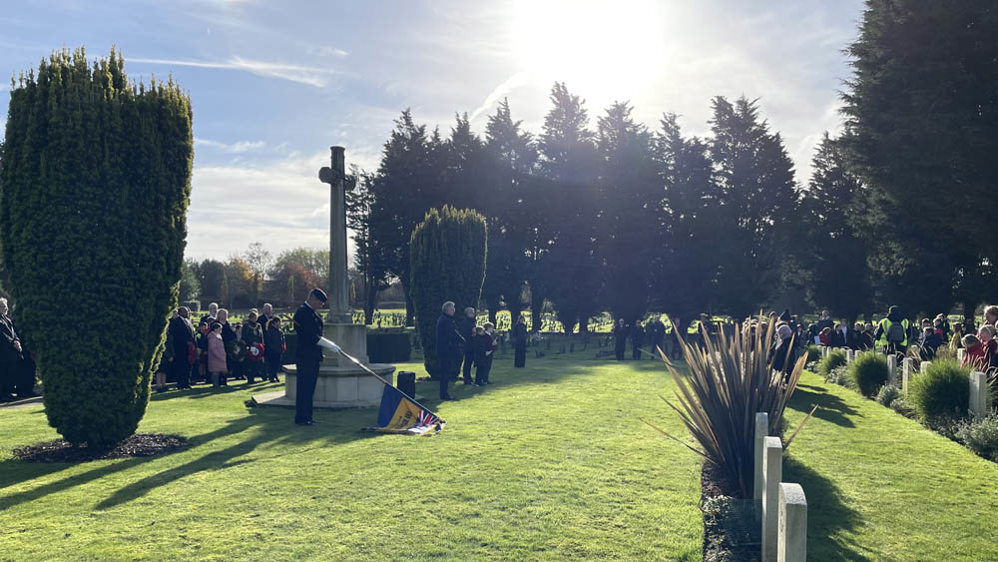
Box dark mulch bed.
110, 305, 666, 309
12, 433, 187, 463
701, 462, 760, 562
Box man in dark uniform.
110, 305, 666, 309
168, 306, 196, 390
436, 301, 463, 400
459, 307, 476, 385
293, 288, 327, 425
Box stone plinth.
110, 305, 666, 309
253, 361, 396, 409
253, 322, 394, 409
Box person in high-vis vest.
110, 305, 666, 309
874, 305, 909, 355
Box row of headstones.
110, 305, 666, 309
754, 412, 807, 562
824, 346, 990, 418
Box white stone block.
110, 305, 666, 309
332, 375, 359, 402
762, 436, 783, 562
358, 376, 387, 403
902, 358, 914, 394
754, 412, 769, 503
778, 483, 807, 562
920, 361, 932, 374
970, 371, 988, 419
958, 348, 966, 364
887, 355, 897, 385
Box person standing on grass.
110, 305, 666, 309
264, 316, 286, 383
0, 298, 23, 401
168, 306, 196, 390
631, 321, 645, 360
459, 307, 477, 385
613, 319, 628, 361
217, 308, 240, 381
478, 322, 497, 384
513, 314, 528, 369
241, 311, 265, 384
207, 321, 228, 388
258, 303, 274, 332
436, 301, 463, 400
293, 288, 327, 425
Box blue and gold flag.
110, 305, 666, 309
376, 384, 444, 435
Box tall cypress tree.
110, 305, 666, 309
843, 0, 998, 314
409, 207, 487, 377
596, 101, 658, 324
708, 96, 799, 317
538, 83, 600, 332
0, 48, 193, 447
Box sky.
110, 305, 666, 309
0, 0, 866, 262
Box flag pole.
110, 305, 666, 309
318, 337, 443, 419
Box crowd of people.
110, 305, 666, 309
155, 301, 286, 392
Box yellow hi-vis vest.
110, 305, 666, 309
878, 318, 909, 347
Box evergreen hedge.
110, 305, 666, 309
0, 48, 193, 447
409, 206, 486, 377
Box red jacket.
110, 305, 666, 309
963, 342, 988, 371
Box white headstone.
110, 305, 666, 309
902, 358, 914, 394
958, 348, 966, 364
920, 361, 932, 374
754, 412, 769, 504
845, 349, 854, 363
887, 355, 897, 385
778, 482, 807, 562
970, 371, 988, 419
762, 436, 783, 562
821, 346, 829, 358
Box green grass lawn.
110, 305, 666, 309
783, 371, 998, 560
0, 356, 703, 560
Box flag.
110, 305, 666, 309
375, 384, 444, 436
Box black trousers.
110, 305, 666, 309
439, 355, 453, 398
0, 361, 14, 396
266, 355, 282, 381
514, 345, 526, 368
462, 350, 474, 382
475, 357, 492, 385
173, 360, 192, 389
632, 346, 642, 360
295, 360, 319, 423
615, 342, 625, 360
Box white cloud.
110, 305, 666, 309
469, 71, 531, 122
128, 56, 338, 88
309, 46, 349, 58
194, 138, 266, 153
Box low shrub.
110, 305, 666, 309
890, 397, 916, 418
818, 349, 847, 378
908, 360, 970, 423
850, 353, 890, 397
826, 365, 850, 387
805, 345, 822, 363
956, 416, 998, 462
877, 384, 900, 407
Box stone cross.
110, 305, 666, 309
318, 146, 353, 324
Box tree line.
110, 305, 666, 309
349, 1, 998, 331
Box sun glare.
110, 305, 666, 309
511, 0, 666, 104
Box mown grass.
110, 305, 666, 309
0, 356, 702, 560
783, 371, 998, 560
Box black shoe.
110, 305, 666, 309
295, 420, 313, 426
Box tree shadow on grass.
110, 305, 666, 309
783, 456, 876, 561
0, 405, 378, 512
787, 387, 862, 428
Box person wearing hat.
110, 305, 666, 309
293, 288, 327, 425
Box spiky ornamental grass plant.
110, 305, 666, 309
0, 48, 192, 448
644, 318, 812, 498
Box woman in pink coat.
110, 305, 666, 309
207, 321, 228, 388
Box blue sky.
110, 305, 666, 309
0, 0, 865, 261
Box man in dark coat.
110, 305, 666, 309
631, 322, 645, 360
293, 288, 327, 425
436, 301, 463, 400
512, 315, 528, 369
0, 298, 23, 401
459, 307, 477, 385
647, 317, 665, 360
168, 306, 196, 390
613, 319, 628, 361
